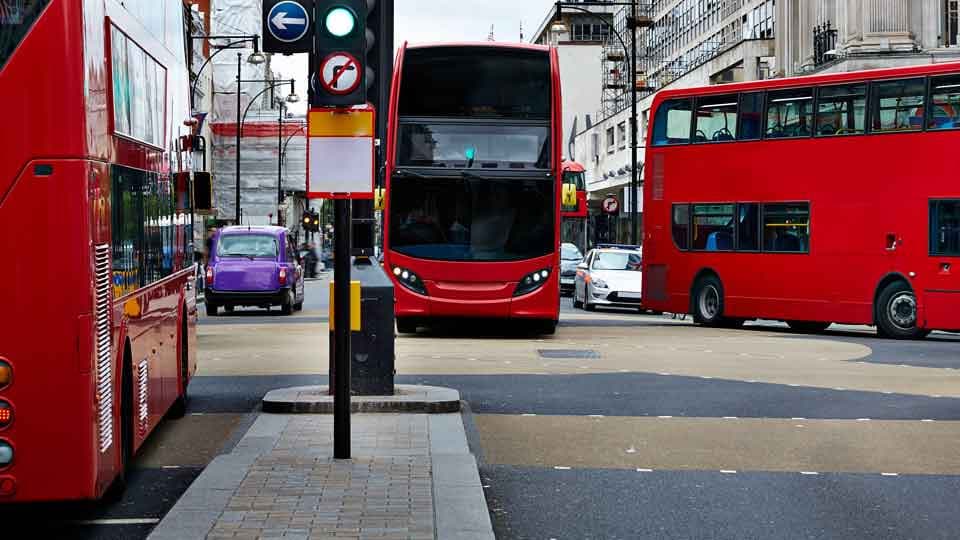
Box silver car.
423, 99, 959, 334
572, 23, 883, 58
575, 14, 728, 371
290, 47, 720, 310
573, 246, 643, 312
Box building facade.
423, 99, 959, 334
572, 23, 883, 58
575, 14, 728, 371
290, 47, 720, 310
571, 0, 777, 246
777, 0, 960, 76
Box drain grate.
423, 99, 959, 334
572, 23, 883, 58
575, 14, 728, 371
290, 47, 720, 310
537, 349, 600, 359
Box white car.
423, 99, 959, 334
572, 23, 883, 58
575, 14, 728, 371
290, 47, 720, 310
573, 245, 643, 312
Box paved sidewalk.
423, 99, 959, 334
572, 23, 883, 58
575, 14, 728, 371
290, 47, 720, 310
149, 413, 494, 540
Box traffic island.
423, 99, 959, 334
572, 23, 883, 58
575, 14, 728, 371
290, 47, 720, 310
261, 384, 461, 414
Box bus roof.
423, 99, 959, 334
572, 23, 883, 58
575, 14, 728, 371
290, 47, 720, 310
405, 41, 550, 53
562, 160, 585, 173
652, 60, 960, 105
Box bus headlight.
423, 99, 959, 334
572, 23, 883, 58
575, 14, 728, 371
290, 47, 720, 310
392, 266, 428, 296
0, 360, 10, 390
0, 401, 11, 429
0, 441, 12, 468
514, 268, 551, 297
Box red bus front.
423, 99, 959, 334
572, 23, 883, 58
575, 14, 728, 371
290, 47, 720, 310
383, 43, 563, 333
0, 0, 197, 502
642, 61, 960, 338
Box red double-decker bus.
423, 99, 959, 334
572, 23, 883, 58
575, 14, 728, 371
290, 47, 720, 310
561, 160, 588, 252
0, 0, 198, 501
642, 61, 960, 339
383, 43, 563, 334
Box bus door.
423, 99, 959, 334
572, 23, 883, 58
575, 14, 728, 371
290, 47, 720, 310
925, 200, 960, 330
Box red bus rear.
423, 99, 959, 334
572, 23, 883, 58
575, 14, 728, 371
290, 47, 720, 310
383, 43, 563, 334
0, 0, 198, 501
642, 61, 960, 338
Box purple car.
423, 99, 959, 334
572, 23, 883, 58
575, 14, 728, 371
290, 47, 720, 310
204, 226, 305, 316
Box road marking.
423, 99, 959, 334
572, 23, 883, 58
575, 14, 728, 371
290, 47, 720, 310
659, 372, 672, 376
723, 416, 738, 420
70, 518, 161, 526
922, 419, 935, 423
856, 418, 871, 422
702, 376, 714, 379
162, 465, 181, 469
657, 415, 673, 419
521, 413, 537, 417
834, 387, 847, 391
588, 414, 604, 418
554, 466, 571, 470
932, 395, 943, 398
882, 473, 899, 477
636, 468, 653, 472
792, 417, 806, 420
800, 471, 819, 475
720, 470, 737, 474
191, 413, 205, 416
788, 383, 800, 387
747, 380, 758, 383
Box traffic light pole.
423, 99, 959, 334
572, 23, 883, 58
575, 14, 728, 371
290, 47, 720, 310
333, 199, 351, 459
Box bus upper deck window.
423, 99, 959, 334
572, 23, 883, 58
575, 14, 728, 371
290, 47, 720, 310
652, 99, 692, 146
928, 75, 960, 130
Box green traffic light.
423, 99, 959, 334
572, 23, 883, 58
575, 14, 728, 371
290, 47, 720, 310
325, 6, 356, 38
464, 147, 476, 160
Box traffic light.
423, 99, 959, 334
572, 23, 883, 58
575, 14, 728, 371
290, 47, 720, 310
302, 210, 321, 232
312, 0, 368, 107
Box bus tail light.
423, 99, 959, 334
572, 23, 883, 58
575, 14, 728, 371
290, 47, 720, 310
0, 360, 10, 390
0, 402, 10, 429
205, 266, 214, 286
279, 267, 288, 286
514, 268, 551, 297
392, 266, 427, 296
0, 441, 12, 469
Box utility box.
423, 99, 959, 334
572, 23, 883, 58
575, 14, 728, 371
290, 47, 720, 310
348, 258, 395, 395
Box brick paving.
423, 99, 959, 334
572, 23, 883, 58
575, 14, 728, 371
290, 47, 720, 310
206, 416, 435, 540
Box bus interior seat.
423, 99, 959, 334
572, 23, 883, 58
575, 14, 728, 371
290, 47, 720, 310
706, 231, 733, 251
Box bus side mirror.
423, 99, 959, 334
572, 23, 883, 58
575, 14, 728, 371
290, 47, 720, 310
562, 183, 578, 208
374, 187, 385, 212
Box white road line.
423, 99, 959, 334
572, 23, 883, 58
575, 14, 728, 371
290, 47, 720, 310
161, 465, 181, 469
659, 372, 672, 376
636, 468, 654, 472
70, 518, 161, 526
834, 387, 847, 391
554, 466, 572, 470
588, 414, 605, 418
922, 419, 935, 423
788, 383, 800, 387
881, 473, 899, 477
521, 413, 537, 417
190, 413, 205, 416
723, 416, 738, 420
720, 470, 737, 474
856, 418, 871, 422
657, 415, 673, 419
702, 376, 714, 379
800, 471, 819, 476
792, 417, 806, 420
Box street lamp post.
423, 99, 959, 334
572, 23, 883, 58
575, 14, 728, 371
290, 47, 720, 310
553, 1, 645, 245
235, 79, 299, 225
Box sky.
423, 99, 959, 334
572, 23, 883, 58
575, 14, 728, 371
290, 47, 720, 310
271, 0, 556, 114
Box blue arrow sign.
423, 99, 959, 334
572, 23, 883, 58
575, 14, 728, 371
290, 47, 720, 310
267, 1, 310, 43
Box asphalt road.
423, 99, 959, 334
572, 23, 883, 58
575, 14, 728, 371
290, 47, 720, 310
5, 275, 959, 539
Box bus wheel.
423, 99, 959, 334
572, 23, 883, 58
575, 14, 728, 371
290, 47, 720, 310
106, 351, 134, 501
787, 321, 831, 334
876, 281, 925, 339
397, 318, 418, 334
533, 319, 558, 335
168, 316, 189, 419
692, 275, 725, 326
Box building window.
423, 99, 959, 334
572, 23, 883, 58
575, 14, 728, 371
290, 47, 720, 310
692, 204, 735, 251
606, 126, 615, 153
948, 0, 959, 46
763, 203, 810, 253
816, 84, 867, 136
870, 78, 926, 133
571, 23, 609, 42
931, 200, 960, 255
618, 122, 627, 149
743, 0, 776, 40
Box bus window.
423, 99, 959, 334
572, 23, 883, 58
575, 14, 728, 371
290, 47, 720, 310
870, 78, 926, 133
694, 94, 738, 142
653, 99, 692, 146
737, 203, 760, 251
692, 204, 735, 251
0, 0, 51, 70
766, 88, 814, 139
928, 75, 960, 130
816, 83, 867, 136
672, 204, 690, 250
763, 203, 810, 253
738, 92, 764, 140
930, 200, 960, 256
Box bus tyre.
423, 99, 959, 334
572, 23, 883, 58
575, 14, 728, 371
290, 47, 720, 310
106, 353, 134, 501
692, 275, 725, 327
787, 321, 831, 334
397, 318, 418, 334
168, 316, 189, 419
534, 320, 558, 336
205, 301, 219, 317
876, 281, 925, 340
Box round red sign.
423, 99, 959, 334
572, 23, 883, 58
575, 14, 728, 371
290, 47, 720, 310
318, 52, 362, 96
602, 196, 620, 215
